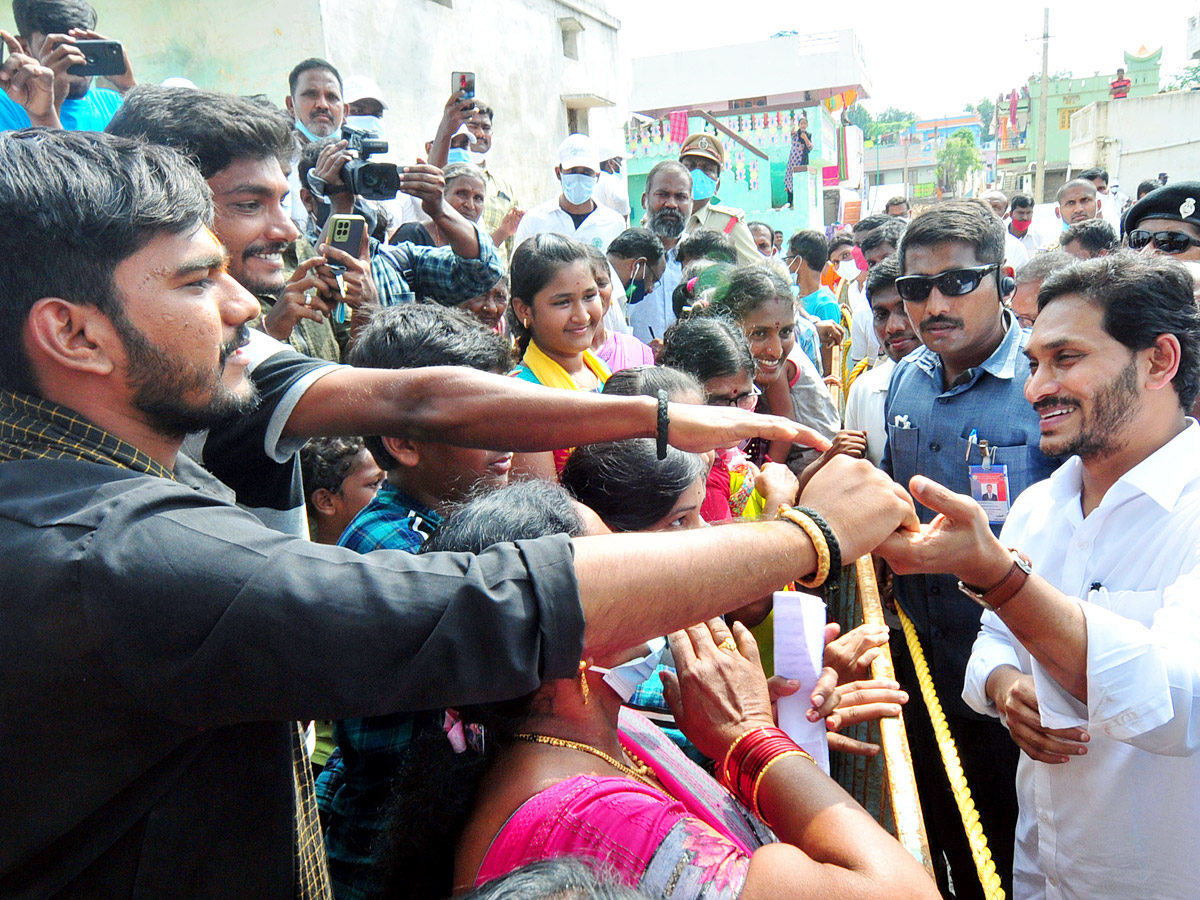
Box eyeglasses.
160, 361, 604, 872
1126, 229, 1200, 255
708, 384, 762, 410
894, 264, 1000, 304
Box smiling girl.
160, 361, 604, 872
508, 234, 611, 477
704, 264, 839, 473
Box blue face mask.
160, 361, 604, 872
294, 118, 329, 143
561, 173, 597, 205
690, 168, 718, 202
590, 637, 668, 703
447, 147, 472, 164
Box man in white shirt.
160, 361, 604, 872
1007, 193, 1045, 255
983, 190, 1030, 270
513, 133, 625, 253
880, 252, 1200, 900
844, 254, 920, 465
1080, 167, 1126, 234
594, 140, 631, 219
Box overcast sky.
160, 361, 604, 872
608, 0, 1198, 119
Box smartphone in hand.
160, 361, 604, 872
67, 39, 125, 77
452, 71, 476, 101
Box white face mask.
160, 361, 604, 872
561, 173, 597, 205
468, 148, 488, 165
344, 114, 384, 136
590, 637, 668, 703
837, 259, 861, 281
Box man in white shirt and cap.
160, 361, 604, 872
513, 133, 625, 253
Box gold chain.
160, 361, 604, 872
514, 733, 657, 787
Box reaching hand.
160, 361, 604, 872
798, 454, 920, 564
665, 402, 831, 455
823, 622, 890, 684
660, 620, 775, 763
492, 206, 524, 245
824, 678, 908, 756
877, 474, 1012, 589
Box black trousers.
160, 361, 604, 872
891, 631, 1020, 899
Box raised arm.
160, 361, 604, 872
284, 364, 834, 455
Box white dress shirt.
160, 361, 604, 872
963, 421, 1200, 900
512, 197, 626, 253
843, 357, 894, 466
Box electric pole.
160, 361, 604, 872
1033, 8, 1050, 203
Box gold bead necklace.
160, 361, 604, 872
514, 733, 658, 788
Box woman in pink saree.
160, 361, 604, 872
376, 481, 937, 900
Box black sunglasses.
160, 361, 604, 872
894, 264, 1000, 304
1126, 229, 1200, 255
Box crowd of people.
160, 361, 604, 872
3, 2, 1200, 899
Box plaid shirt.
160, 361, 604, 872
370, 221, 505, 307
317, 482, 443, 900
478, 164, 520, 266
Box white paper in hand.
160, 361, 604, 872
773, 589, 831, 774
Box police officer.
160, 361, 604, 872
1122, 181, 1200, 262
678, 132, 765, 267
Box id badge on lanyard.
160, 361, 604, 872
967, 431, 1011, 525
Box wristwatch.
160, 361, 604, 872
958, 548, 1033, 611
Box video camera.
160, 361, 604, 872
340, 124, 402, 201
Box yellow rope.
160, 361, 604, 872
896, 605, 1006, 900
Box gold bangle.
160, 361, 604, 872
751, 749, 816, 822
778, 507, 830, 588
721, 726, 765, 786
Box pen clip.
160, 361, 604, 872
966, 429, 979, 463
980, 440, 993, 470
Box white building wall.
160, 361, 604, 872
1070, 91, 1200, 192
41, 0, 625, 210
322, 0, 625, 205
1188, 11, 1200, 61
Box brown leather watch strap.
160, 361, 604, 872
976, 550, 1033, 611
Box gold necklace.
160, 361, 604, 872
514, 733, 657, 787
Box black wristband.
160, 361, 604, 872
794, 506, 841, 580
656, 390, 669, 460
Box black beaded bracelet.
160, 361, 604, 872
656, 390, 670, 460
794, 506, 841, 582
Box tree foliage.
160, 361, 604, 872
966, 98, 996, 142
1166, 62, 1200, 92
936, 129, 982, 193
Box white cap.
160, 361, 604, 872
161, 77, 197, 89
596, 138, 628, 162
342, 74, 388, 109
557, 133, 600, 173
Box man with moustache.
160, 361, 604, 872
882, 199, 1059, 898
630, 159, 692, 343
883, 253, 1200, 900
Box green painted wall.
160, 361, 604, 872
1025, 50, 1161, 164
624, 106, 838, 235
0, 0, 326, 98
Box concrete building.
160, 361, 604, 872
3, 0, 627, 206
1188, 10, 1200, 61
625, 30, 872, 233
994, 47, 1161, 201
1070, 90, 1200, 196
